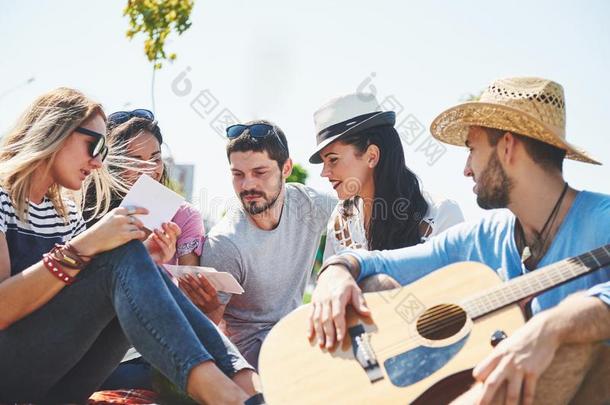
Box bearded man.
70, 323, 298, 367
181, 120, 335, 369
310, 78, 610, 404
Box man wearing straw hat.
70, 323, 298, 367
309, 77, 610, 404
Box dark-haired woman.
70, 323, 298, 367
310, 93, 464, 259
83, 110, 207, 392
84, 109, 204, 267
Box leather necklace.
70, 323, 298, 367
516, 182, 569, 269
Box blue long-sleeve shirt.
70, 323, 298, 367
345, 191, 610, 316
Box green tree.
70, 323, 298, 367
287, 163, 308, 184
124, 0, 194, 70
123, 0, 194, 112
461, 90, 484, 102
285, 163, 326, 304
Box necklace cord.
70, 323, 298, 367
517, 182, 569, 266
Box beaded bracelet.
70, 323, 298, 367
42, 254, 76, 285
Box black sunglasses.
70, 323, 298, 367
74, 127, 108, 162
107, 109, 155, 126
226, 124, 287, 150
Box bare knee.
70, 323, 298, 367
542, 342, 599, 381
535, 342, 602, 403
358, 274, 401, 292
572, 344, 610, 404
452, 343, 601, 405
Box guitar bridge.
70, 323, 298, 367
348, 324, 384, 383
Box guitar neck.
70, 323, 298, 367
462, 244, 610, 319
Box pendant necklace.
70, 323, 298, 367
518, 182, 569, 266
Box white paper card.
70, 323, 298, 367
120, 174, 184, 231
164, 265, 244, 294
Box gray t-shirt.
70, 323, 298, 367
201, 183, 336, 360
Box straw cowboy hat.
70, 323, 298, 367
309, 93, 396, 164
430, 77, 600, 165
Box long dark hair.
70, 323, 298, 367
341, 125, 428, 250
83, 117, 168, 224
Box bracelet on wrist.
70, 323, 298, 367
42, 254, 76, 285
317, 255, 359, 281
48, 243, 91, 270
65, 242, 92, 261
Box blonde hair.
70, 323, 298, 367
0, 87, 112, 222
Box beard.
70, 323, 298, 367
476, 150, 513, 210
239, 176, 283, 215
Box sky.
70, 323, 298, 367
1, 0, 609, 223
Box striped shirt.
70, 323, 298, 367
0, 187, 86, 276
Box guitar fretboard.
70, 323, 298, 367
462, 244, 610, 320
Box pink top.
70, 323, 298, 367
167, 202, 205, 265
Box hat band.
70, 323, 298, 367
316, 112, 380, 144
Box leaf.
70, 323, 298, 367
287, 163, 309, 184
123, 0, 194, 69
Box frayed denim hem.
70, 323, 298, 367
179, 353, 215, 392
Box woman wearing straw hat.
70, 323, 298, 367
310, 77, 610, 404
309, 93, 464, 278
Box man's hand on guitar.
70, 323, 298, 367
308, 265, 371, 349
472, 312, 560, 405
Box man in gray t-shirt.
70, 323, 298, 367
180, 120, 335, 369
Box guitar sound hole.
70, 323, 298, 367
416, 304, 467, 340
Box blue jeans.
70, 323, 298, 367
0, 240, 251, 404
100, 356, 153, 391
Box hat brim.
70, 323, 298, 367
309, 111, 396, 164
430, 102, 601, 165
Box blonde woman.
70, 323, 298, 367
0, 88, 260, 404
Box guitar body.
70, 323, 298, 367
259, 262, 525, 404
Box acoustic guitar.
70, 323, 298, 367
259, 245, 610, 404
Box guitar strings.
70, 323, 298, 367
418, 315, 466, 335
416, 306, 465, 324
460, 248, 608, 314
351, 308, 471, 357
415, 304, 458, 318
347, 246, 610, 359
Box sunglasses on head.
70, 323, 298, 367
107, 109, 155, 127
226, 124, 287, 150
74, 126, 108, 162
